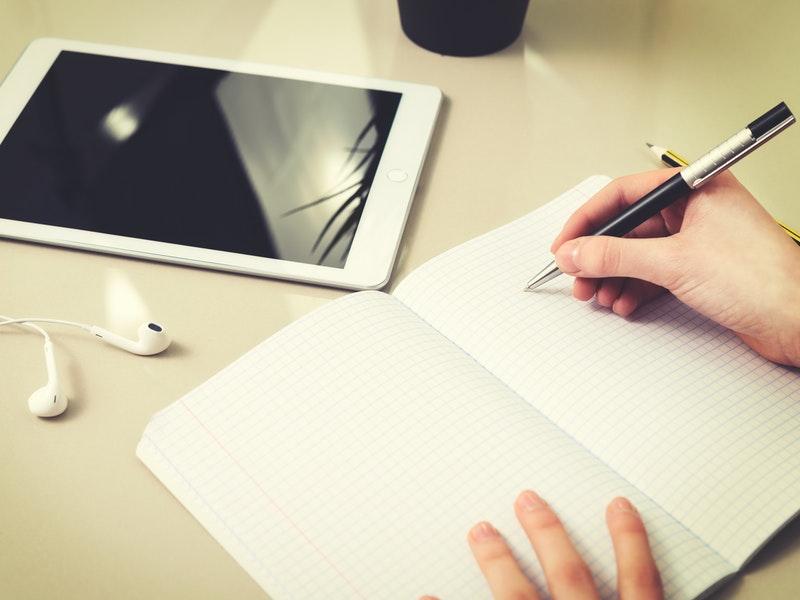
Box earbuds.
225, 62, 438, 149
89, 322, 171, 356
28, 339, 68, 418
0, 315, 172, 418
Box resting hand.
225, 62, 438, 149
421, 491, 662, 600
550, 170, 800, 367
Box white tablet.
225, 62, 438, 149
0, 38, 441, 289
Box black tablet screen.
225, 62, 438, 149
0, 51, 401, 267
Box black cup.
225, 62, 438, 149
398, 0, 530, 57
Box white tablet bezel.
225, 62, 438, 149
0, 38, 441, 290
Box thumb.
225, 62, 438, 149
554, 235, 682, 289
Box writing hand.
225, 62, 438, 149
550, 170, 800, 367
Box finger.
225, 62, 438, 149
611, 279, 665, 318
419, 596, 439, 600
659, 197, 689, 235
606, 498, 663, 600
595, 277, 625, 308
567, 215, 669, 307
626, 213, 673, 239
515, 491, 599, 600
551, 169, 681, 252
573, 277, 598, 301
468, 521, 540, 600
554, 235, 683, 290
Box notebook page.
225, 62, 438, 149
393, 176, 800, 569
138, 290, 729, 600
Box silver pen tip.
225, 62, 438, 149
645, 142, 654, 148
525, 261, 562, 291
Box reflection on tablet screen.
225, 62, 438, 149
0, 51, 401, 268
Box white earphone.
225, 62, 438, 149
89, 322, 171, 356
20, 325, 69, 418
0, 315, 171, 418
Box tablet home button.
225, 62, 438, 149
387, 169, 408, 182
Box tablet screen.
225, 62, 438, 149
0, 51, 401, 268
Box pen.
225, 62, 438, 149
647, 141, 800, 247
526, 102, 796, 291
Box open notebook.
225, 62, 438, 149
138, 176, 800, 599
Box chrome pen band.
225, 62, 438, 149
680, 128, 753, 189
681, 114, 796, 189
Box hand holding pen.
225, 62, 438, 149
527, 102, 795, 290
532, 103, 800, 367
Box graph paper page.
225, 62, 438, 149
139, 291, 729, 600
393, 175, 800, 568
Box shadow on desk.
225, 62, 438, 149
713, 514, 800, 598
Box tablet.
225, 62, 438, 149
0, 38, 441, 289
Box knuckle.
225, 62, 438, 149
602, 239, 622, 274
478, 541, 513, 564
550, 560, 594, 588
655, 239, 686, 289
525, 508, 563, 531
606, 177, 625, 202
585, 237, 621, 275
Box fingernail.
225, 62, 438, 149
518, 490, 548, 512
470, 521, 498, 542
555, 240, 580, 274
611, 497, 639, 515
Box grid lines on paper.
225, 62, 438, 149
142, 289, 729, 599
393, 175, 800, 569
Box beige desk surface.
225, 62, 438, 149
2, 1, 799, 598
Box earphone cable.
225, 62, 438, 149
0, 315, 52, 343
0, 316, 92, 332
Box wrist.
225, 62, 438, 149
735, 276, 800, 368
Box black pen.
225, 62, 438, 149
526, 102, 796, 291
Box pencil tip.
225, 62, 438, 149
645, 142, 653, 148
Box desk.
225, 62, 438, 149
2, 1, 798, 598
